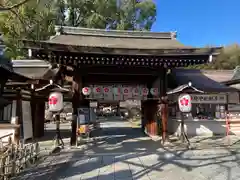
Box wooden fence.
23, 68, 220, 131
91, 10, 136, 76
0, 133, 13, 153
0, 133, 41, 180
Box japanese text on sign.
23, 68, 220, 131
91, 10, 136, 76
191, 94, 227, 104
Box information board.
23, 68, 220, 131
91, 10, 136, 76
77, 107, 90, 125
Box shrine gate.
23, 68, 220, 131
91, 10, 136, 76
23, 26, 221, 145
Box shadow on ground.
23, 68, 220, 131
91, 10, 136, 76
14, 119, 240, 180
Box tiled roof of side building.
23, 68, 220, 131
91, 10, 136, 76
12, 59, 59, 80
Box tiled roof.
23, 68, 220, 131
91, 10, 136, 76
170, 69, 237, 92
12, 59, 59, 80
47, 26, 187, 49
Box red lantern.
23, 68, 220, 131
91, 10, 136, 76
82, 87, 91, 96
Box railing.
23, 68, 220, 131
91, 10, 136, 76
0, 142, 40, 180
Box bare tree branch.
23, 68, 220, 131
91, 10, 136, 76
0, 0, 33, 11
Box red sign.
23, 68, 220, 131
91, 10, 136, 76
178, 94, 192, 113
49, 96, 57, 105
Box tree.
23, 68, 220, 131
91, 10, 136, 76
187, 44, 240, 70
0, 0, 32, 11
210, 44, 240, 69
0, 0, 156, 58
64, 0, 156, 30
0, 0, 56, 58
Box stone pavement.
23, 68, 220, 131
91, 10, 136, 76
14, 119, 240, 180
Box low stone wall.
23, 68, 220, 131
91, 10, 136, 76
168, 118, 227, 136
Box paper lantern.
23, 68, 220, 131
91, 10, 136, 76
142, 87, 149, 96
132, 87, 140, 96
150, 88, 159, 96
123, 87, 131, 95
93, 87, 101, 94
48, 92, 63, 112
103, 87, 110, 94
178, 94, 192, 113
82, 87, 91, 96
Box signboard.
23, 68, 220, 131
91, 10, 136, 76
77, 107, 90, 125
178, 94, 192, 113
89, 101, 98, 107
48, 92, 63, 112
191, 94, 227, 104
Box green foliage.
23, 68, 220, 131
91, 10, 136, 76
0, 0, 156, 58
0, 0, 56, 58
62, 0, 156, 30
188, 44, 240, 70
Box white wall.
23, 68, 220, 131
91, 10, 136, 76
168, 118, 227, 136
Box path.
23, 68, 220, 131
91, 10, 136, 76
14, 119, 240, 180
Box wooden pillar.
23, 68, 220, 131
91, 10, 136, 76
71, 69, 89, 145
15, 89, 23, 139
34, 100, 45, 138
71, 71, 80, 145
142, 82, 158, 136
144, 100, 158, 136
159, 68, 168, 143
141, 101, 145, 132
31, 91, 36, 138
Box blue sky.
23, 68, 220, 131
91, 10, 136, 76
151, 0, 240, 47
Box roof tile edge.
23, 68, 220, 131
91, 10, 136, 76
54, 26, 177, 39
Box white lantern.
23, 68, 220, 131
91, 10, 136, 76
150, 88, 159, 96
82, 87, 91, 96
103, 87, 110, 94
132, 87, 140, 96
93, 87, 101, 94
48, 92, 63, 112
178, 94, 192, 113
122, 87, 131, 95
142, 87, 149, 96
113, 87, 121, 95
